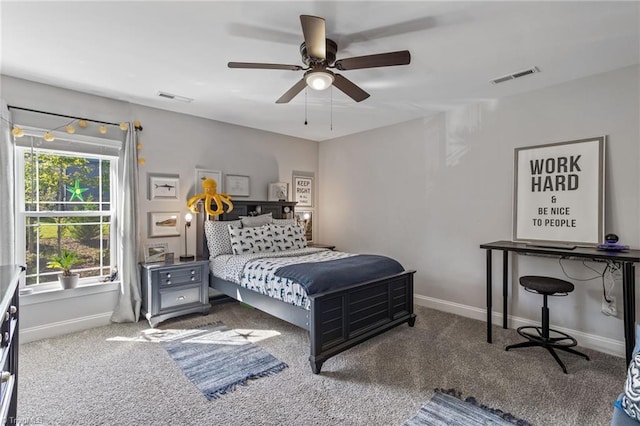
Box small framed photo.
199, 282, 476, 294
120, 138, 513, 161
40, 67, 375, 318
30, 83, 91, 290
148, 212, 180, 238
164, 252, 175, 264
268, 182, 288, 201
144, 242, 168, 263
148, 173, 179, 200
225, 174, 250, 197
296, 210, 313, 242
195, 168, 223, 193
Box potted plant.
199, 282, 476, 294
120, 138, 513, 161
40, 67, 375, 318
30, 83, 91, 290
47, 249, 80, 289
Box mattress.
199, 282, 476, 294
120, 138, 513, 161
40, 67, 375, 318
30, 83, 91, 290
210, 248, 354, 309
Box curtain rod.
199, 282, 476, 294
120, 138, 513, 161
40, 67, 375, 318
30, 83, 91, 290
7, 105, 121, 127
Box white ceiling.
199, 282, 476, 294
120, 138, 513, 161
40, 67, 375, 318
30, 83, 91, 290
1, 1, 638, 141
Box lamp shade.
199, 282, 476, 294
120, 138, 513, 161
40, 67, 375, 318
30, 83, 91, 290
305, 71, 334, 91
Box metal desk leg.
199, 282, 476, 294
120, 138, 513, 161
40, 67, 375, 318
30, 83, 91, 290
623, 262, 636, 364
503, 250, 508, 329
486, 249, 492, 343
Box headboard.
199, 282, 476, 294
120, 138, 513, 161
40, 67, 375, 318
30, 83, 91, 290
196, 200, 297, 259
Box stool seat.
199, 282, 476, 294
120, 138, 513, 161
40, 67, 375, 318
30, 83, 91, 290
506, 275, 588, 374
520, 275, 574, 295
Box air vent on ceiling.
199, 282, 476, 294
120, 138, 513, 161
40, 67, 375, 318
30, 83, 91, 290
490, 66, 540, 85
157, 91, 194, 103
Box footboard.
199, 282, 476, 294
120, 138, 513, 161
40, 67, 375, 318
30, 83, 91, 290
308, 270, 416, 373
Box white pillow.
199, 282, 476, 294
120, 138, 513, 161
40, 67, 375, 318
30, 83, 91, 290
239, 213, 273, 228
270, 224, 307, 251
272, 218, 296, 226
204, 220, 241, 258
228, 224, 275, 254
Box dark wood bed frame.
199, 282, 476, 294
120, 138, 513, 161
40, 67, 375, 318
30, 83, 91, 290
196, 200, 416, 374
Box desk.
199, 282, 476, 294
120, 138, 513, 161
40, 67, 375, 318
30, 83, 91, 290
480, 240, 640, 364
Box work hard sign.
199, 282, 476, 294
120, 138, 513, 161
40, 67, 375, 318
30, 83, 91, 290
513, 137, 605, 245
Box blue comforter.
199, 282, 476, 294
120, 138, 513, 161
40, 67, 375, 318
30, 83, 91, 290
273, 254, 404, 296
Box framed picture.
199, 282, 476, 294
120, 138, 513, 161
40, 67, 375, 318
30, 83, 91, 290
293, 175, 313, 207
225, 174, 250, 197
195, 168, 223, 193
268, 182, 289, 201
148, 211, 180, 238
148, 173, 179, 200
296, 210, 313, 242
513, 136, 606, 246
164, 252, 175, 265
144, 242, 168, 263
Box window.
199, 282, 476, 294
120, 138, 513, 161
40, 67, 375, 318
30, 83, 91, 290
14, 131, 120, 289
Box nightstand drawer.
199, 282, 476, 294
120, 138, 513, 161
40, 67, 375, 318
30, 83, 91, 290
160, 286, 201, 309
159, 267, 201, 286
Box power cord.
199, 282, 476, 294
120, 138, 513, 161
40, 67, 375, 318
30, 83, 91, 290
558, 258, 620, 303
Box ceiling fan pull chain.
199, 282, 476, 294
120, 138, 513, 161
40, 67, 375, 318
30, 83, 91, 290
330, 86, 333, 131
304, 88, 308, 125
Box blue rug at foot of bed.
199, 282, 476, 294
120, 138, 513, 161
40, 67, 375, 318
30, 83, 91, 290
162, 322, 287, 400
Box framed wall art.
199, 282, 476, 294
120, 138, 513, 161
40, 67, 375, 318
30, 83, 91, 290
513, 136, 605, 246
268, 182, 289, 201
194, 168, 223, 193
148, 211, 180, 238
144, 242, 168, 263
225, 174, 250, 196
293, 175, 314, 207
148, 173, 179, 200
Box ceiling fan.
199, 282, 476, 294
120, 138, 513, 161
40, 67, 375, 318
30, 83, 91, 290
228, 15, 411, 103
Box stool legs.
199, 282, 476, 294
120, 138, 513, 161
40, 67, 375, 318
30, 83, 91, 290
506, 294, 590, 374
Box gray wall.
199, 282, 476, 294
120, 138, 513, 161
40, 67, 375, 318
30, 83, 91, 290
318, 65, 640, 356
1, 75, 318, 341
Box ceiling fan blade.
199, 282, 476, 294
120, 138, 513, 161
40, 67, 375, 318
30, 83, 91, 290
332, 74, 370, 102
334, 50, 411, 71
275, 78, 307, 104
300, 15, 326, 60
228, 62, 303, 71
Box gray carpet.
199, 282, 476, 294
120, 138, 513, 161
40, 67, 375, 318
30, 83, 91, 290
19, 303, 625, 425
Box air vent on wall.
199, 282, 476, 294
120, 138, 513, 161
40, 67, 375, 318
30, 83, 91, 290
156, 91, 194, 103
490, 66, 540, 84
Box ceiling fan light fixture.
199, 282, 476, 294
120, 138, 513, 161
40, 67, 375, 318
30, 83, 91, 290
306, 71, 334, 90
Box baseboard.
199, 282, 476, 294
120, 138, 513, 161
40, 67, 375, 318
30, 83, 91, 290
414, 294, 625, 358
20, 312, 114, 344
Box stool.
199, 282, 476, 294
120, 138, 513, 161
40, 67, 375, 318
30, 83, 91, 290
505, 275, 590, 374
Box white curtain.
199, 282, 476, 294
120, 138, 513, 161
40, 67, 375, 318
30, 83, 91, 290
0, 101, 15, 265
111, 123, 141, 322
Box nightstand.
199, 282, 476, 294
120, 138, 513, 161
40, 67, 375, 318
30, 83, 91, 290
140, 259, 211, 327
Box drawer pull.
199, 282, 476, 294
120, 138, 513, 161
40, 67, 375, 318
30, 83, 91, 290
166, 273, 171, 278
166, 280, 171, 285
2, 332, 8, 343
0, 372, 10, 383
9, 306, 16, 316
191, 277, 195, 281
3, 312, 8, 322
177, 296, 185, 301
191, 270, 195, 275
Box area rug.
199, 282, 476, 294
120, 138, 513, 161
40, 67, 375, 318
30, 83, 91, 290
404, 388, 531, 426
161, 321, 288, 400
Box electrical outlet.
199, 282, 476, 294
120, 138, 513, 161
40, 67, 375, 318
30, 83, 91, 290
602, 295, 617, 316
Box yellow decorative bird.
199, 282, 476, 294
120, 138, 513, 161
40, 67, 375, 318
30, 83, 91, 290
186, 178, 233, 216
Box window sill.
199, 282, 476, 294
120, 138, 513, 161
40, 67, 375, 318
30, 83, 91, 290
20, 281, 120, 306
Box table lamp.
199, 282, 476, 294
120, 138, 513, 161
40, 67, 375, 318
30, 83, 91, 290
180, 212, 194, 261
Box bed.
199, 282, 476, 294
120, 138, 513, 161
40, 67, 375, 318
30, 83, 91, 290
197, 204, 416, 374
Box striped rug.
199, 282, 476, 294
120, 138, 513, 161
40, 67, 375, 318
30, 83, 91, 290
404, 389, 531, 426
162, 322, 287, 400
